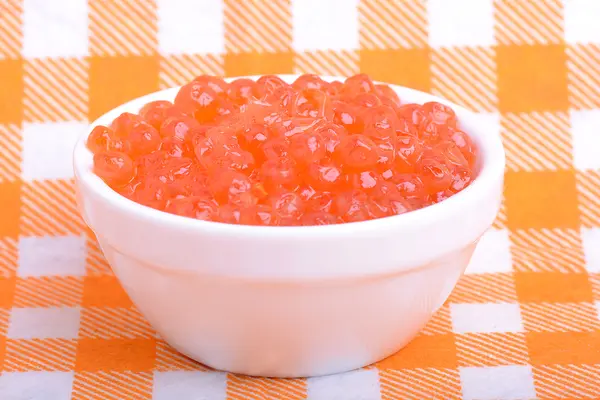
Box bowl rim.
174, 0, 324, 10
73, 74, 505, 240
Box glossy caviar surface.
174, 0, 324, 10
88, 74, 477, 226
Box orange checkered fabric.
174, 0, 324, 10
1, 0, 600, 399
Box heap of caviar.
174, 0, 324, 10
88, 74, 477, 226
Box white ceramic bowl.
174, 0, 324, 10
73, 75, 505, 378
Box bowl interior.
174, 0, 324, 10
74, 74, 504, 230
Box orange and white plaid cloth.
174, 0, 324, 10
1, 0, 600, 399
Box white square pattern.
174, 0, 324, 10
8, 307, 81, 339
152, 371, 228, 400
292, 0, 359, 52
571, 109, 600, 170
460, 366, 536, 400
157, 0, 224, 55
0, 372, 74, 400
564, 0, 600, 44
18, 235, 87, 277
22, 122, 86, 180
462, 112, 501, 139
466, 229, 513, 274
582, 228, 600, 273
22, 0, 89, 58
451, 303, 524, 334
307, 368, 381, 400
427, 0, 495, 47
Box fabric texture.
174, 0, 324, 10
1, 0, 600, 399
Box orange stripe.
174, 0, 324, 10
510, 229, 586, 273
23, 58, 88, 122
294, 50, 359, 77
89, 0, 158, 56
577, 170, 600, 228
432, 46, 497, 112
79, 307, 154, 339
521, 302, 600, 332
359, 0, 427, 49
21, 178, 86, 236
0, 0, 22, 58
448, 273, 518, 303
0, 237, 18, 277
155, 339, 209, 371
0, 308, 9, 336
86, 235, 114, 276
501, 112, 573, 172
224, 0, 292, 53
0, 124, 22, 182
493, 195, 508, 230
494, 0, 564, 45
226, 374, 306, 400
13, 276, 84, 307
527, 331, 600, 366
4, 338, 77, 371
533, 365, 600, 399
455, 333, 529, 367
72, 371, 153, 400
379, 368, 461, 400
159, 54, 224, 90
419, 305, 453, 336
591, 274, 600, 302
568, 44, 600, 110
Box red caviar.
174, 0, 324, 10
88, 74, 477, 226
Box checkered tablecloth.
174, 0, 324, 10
1, 0, 600, 399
